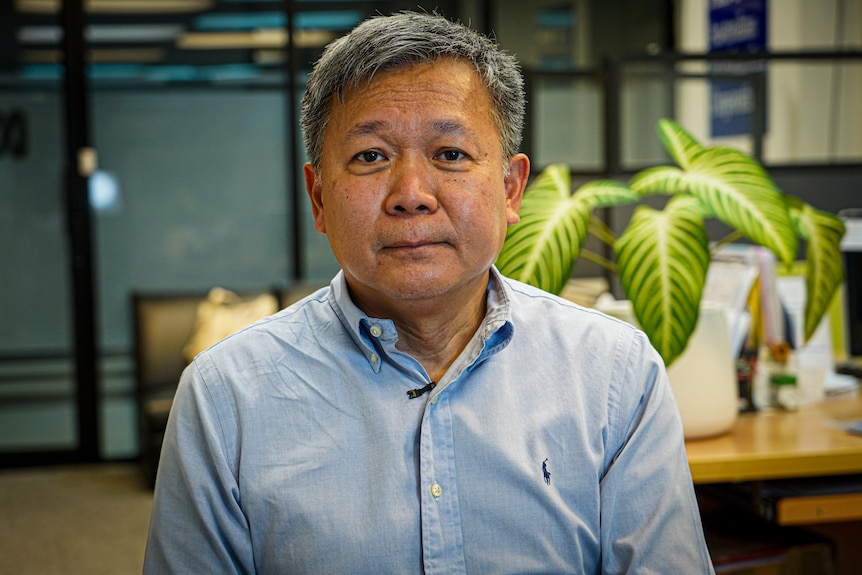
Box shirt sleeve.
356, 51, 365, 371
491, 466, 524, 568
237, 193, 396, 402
143, 357, 255, 575
599, 329, 716, 575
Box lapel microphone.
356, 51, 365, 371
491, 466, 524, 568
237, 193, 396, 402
407, 382, 436, 399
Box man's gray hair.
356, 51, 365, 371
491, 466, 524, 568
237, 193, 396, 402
300, 11, 525, 168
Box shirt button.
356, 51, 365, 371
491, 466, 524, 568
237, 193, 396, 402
369, 324, 382, 337
369, 353, 379, 364
430, 483, 442, 498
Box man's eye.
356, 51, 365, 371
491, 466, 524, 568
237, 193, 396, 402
439, 150, 466, 161
356, 151, 384, 163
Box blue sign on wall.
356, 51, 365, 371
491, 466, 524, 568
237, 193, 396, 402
709, 0, 768, 138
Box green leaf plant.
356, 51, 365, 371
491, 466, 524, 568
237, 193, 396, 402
496, 118, 846, 367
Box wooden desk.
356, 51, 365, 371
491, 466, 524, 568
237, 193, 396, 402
686, 391, 862, 574
685, 391, 862, 484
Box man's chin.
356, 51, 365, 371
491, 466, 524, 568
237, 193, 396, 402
346, 268, 488, 307
373, 278, 455, 302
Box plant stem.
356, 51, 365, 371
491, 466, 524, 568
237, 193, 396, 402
588, 214, 617, 247
579, 249, 619, 275
711, 230, 745, 254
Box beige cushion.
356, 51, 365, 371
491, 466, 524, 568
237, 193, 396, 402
183, 287, 278, 363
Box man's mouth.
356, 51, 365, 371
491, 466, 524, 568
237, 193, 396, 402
389, 239, 437, 248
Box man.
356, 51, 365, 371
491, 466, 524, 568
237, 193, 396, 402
144, 12, 715, 574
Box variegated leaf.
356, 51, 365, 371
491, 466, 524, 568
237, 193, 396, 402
574, 179, 639, 210
631, 146, 798, 264
628, 166, 690, 197
787, 200, 846, 341
615, 197, 710, 366
656, 118, 704, 171
496, 165, 593, 294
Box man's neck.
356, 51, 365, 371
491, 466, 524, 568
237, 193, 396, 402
347, 277, 489, 383
391, 296, 487, 383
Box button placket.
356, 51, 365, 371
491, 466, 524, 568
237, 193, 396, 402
418, 394, 467, 574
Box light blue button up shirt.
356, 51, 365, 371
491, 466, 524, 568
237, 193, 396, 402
144, 268, 714, 574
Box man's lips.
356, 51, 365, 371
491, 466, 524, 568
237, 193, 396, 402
381, 230, 454, 250
386, 239, 441, 249
379, 226, 456, 251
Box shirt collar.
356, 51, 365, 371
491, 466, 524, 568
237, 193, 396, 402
327, 267, 514, 373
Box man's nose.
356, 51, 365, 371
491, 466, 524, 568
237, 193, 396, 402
384, 159, 439, 215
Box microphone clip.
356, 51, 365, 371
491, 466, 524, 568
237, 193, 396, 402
407, 381, 437, 399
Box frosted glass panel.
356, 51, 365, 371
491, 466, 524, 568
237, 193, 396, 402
533, 77, 603, 170
0, 85, 79, 453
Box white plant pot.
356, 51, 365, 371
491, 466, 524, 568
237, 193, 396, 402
665, 304, 738, 439
595, 300, 738, 439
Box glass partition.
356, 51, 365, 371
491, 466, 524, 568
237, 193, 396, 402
529, 73, 604, 171
0, 51, 79, 456
620, 54, 862, 170
3, 0, 459, 463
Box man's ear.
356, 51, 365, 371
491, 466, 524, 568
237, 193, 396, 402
504, 153, 530, 226
304, 163, 327, 234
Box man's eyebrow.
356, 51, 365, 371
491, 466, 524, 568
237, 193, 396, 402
345, 120, 387, 139
344, 119, 473, 139
431, 119, 470, 136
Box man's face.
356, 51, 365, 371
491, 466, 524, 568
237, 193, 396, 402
305, 59, 528, 313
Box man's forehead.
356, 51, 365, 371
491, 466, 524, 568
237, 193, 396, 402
337, 58, 481, 99
321, 58, 502, 151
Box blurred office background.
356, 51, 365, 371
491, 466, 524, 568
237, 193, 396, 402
0, 0, 860, 466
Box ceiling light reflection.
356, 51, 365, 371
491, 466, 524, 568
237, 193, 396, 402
177, 29, 334, 49
16, 0, 213, 13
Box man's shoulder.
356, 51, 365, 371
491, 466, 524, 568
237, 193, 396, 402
195, 287, 337, 362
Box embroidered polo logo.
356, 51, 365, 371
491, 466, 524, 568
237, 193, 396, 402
542, 458, 551, 485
